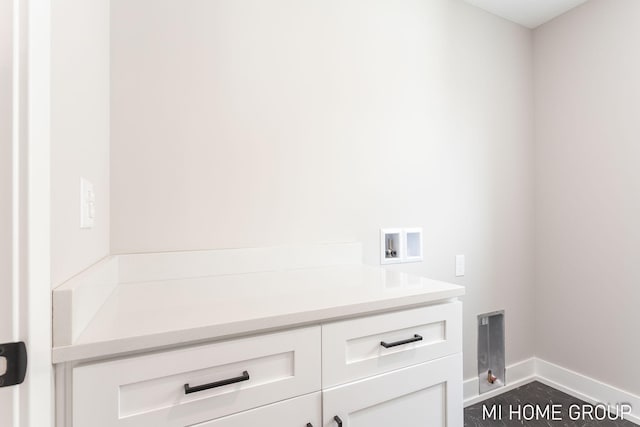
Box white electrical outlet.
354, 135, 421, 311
80, 177, 95, 229
455, 254, 465, 277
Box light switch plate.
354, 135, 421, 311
455, 254, 465, 277
80, 177, 95, 229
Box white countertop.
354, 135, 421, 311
52, 264, 464, 363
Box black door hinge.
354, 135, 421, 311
0, 342, 27, 387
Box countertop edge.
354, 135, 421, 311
52, 287, 464, 364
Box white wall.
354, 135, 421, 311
51, 0, 110, 287
110, 0, 535, 381
534, 0, 640, 396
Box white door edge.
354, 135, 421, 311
1, 0, 18, 423
7, 0, 54, 426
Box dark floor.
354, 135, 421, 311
465, 381, 637, 426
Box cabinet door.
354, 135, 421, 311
323, 354, 462, 427
193, 392, 320, 427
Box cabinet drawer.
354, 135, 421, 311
73, 327, 321, 427
192, 392, 321, 427
322, 302, 461, 387
323, 353, 463, 427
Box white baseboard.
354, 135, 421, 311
536, 359, 640, 425
464, 357, 640, 425
464, 358, 536, 406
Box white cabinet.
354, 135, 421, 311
61, 302, 462, 427
73, 327, 321, 427
193, 392, 321, 427
323, 354, 463, 427
322, 302, 462, 387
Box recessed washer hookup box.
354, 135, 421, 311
478, 310, 505, 394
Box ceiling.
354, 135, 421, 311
463, 0, 589, 28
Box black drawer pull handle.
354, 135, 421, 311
184, 371, 250, 394
306, 424, 313, 427
334, 415, 343, 426
380, 334, 423, 348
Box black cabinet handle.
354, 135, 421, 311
380, 334, 423, 348
184, 371, 250, 394
334, 415, 343, 426
306, 424, 313, 427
